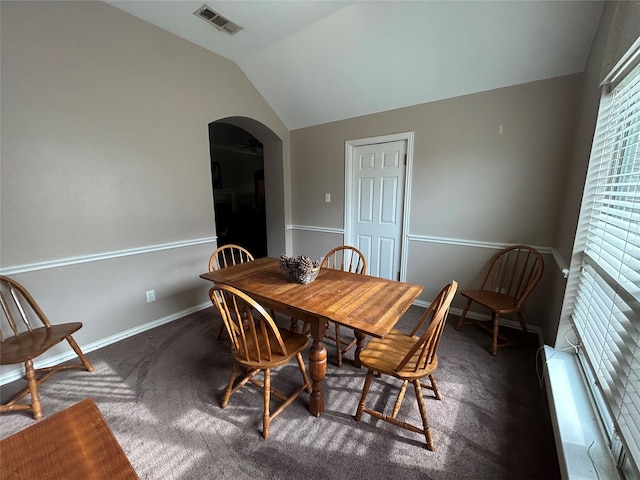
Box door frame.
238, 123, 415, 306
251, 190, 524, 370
344, 131, 414, 281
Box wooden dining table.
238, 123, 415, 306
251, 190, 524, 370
200, 256, 423, 417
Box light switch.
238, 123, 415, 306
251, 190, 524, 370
325, 193, 331, 203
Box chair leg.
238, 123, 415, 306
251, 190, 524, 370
454, 299, 473, 330
335, 322, 343, 367
328, 323, 357, 367
425, 373, 442, 400
65, 335, 93, 372
262, 369, 271, 439
216, 323, 225, 340
23, 359, 42, 420
354, 330, 367, 369
296, 353, 312, 393
290, 316, 300, 333
355, 369, 374, 421
516, 311, 528, 334
2, 341, 93, 420
391, 380, 408, 418
221, 364, 239, 408
295, 319, 313, 337
413, 380, 434, 451
491, 312, 500, 356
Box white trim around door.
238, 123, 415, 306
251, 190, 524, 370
344, 132, 414, 281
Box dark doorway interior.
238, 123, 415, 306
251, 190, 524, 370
208, 122, 267, 258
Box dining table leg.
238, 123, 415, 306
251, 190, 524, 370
308, 317, 327, 416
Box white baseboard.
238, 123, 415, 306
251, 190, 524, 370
0, 302, 212, 386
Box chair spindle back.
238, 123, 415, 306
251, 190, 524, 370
396, 281, 457, 374
209, 244, 255, 271
209, 285, 287, 364
479, 245, 543, 308
322, 246, 367, 275
0, 276, 51, 342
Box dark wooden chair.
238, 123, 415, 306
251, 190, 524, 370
354, 281, 457, 451
0, 275, 93, 420
454, 245, 544, 355
209, 284, 312, 439
320, 245, 368, 366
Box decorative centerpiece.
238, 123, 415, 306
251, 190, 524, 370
279, 254, 321, 284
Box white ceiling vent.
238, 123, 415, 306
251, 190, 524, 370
194, 5, 242, 35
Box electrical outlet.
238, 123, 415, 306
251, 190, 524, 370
325, 193, 331, 203
146, 290, 156, 303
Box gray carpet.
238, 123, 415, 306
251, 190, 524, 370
0, 306, 560, 480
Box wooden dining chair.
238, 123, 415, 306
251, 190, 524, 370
0, 275, 94, 420
209, 243, 254, 271
322, 245, 368, 275
354, 281, 457, 451
454, 245, 544, 355
319, 245, 368, 367
295, 245, 368, 366
209, 244, 255, 339
209, 284, 312, 439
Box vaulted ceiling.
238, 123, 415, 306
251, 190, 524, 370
106, 0, 605, 130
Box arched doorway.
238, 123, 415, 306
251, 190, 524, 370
208, 117, 284, 258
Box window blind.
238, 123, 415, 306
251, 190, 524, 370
566, 57, 640, 476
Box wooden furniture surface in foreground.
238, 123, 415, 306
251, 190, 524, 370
201, 257, 423, 416
0, 398, 139, 480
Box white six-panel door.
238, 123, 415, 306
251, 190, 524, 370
349, 140, 407, 280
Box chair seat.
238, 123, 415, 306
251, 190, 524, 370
1, 323, 83, 365
232, 327, 309, 369
461, 290, 520, 315
359, 329, 438, 380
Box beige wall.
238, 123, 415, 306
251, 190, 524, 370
288, 0, 639, 347
0, 1, 290, 379
289, 75, 582, 343
1, 0, 635, 381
